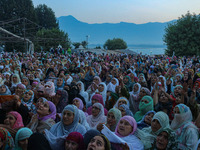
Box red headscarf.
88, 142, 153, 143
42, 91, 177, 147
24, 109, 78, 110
66, 132, 84, 150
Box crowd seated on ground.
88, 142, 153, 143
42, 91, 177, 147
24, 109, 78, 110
0, 50, 200, 150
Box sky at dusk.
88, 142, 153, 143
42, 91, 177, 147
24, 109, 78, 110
32, 0, 200, 24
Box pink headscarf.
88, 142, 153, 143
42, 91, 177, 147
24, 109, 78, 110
115, 116, 137, 137
73, 98, 84, 110
8, 111, 24, 129
86, 94, 108, 115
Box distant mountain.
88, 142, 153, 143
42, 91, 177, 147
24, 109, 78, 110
57, 15, 175, 46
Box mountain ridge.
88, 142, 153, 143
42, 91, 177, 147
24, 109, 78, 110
57, 15, 176, 45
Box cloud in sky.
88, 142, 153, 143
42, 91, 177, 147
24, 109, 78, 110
32, 0, 200, 24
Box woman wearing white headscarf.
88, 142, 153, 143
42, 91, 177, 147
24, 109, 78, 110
107, 78, 119, 93
86, 103, 106, 129
90, 82, 107, 105
77, 81, 89, 105
78, 109, 90, 131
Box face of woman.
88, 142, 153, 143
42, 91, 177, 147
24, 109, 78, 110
159, 92, 168, 103
133, 84, 139, 92
139, 89, 147, 99
65, 140, 79, 150
18, 138, 29, 150
92, 98, 99, 105
22, 79, 29, 86
174, 87, 182, 97
119, 107, 126, 116
156, 131, 168, 150
23, 91, 33, 102
73, 99, 80, 108
117, 119, 133, 137
98, 84, 104, 92
62, 110, 74, 126
87, 136, 105, 150
118, 100, 127, 107
57, 78, 63, 86
12, 76, 18, 83
123, 77, 128, 84
0, 85, 6, 93
92, 106, 100, 117
93, 78, 99, 84
144, 113, 154, 125
111, 79, 116, 85
37, 101, 50, 117
4, 114, 16, 128
77, 83, 82, 91
106, 76, 111, 82
107, 112, 116, 127
151, 119, 161, 132
174, 107, 180, 114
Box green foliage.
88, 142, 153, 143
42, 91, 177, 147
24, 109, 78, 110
35, 28, 70, 51
35, 4, 58, 29
73, 42, 81, 49
0, 0, 37, 52
103, 38, 127, 50
95, 46, 101, 49
163, 12, 200, 56
0, 0, 37, 22
81, 41, 87, 48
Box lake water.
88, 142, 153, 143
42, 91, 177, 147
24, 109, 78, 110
129, 47, 165, 55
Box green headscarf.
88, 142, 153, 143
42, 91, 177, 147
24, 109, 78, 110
150, 127, 178, 150
107, 108, 122, 131
134, 96, 154, 122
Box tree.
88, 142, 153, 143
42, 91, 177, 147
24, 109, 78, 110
81, 41, 87, 48
35, 28, 70, 51
103, 38, 127, 50
0, 0, 37, 52
73, 42, 81, 49
163, 12, 200, 56
35, 4, 58, 29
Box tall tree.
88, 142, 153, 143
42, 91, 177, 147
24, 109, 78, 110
164, 12, 200, 56
35, 28, 70, 51
35, 4, 58, 29
0, 0, 37, 52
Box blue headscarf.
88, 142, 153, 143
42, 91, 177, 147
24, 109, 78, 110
54, 78, 65, 92
119, 104, 133, 117
44, 105, 86, 149
0, 84, 11, 95
15, 128, 33, 150
137, 111, 156, 129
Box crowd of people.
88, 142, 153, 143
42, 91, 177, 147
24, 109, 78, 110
0, 50, 200, 150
